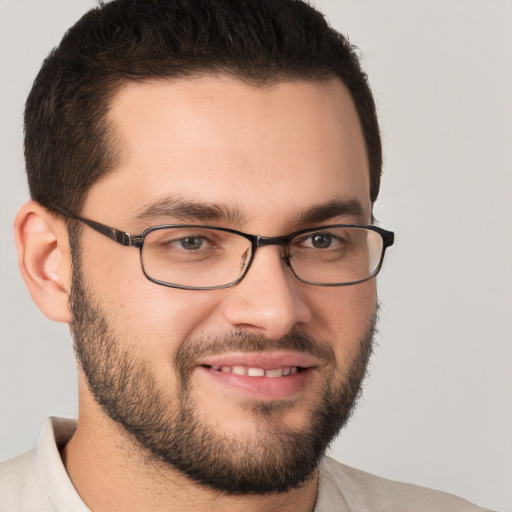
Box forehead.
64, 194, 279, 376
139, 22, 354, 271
86, 76, 371, 228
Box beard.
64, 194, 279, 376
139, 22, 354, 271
69, 255, 376, 495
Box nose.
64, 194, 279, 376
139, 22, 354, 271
219, 245, 312, 340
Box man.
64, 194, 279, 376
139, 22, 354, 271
0, 0, 491, 510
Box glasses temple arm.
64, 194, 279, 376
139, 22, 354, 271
52, 205, 138, 246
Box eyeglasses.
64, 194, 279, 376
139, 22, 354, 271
55, 206, 394, 290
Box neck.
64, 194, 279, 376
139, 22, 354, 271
61, 394, 319, 512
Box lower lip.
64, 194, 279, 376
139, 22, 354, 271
196, 366, 314, 400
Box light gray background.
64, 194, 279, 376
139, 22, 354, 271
0, 1, 510, 510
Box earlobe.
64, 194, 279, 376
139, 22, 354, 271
14, 201, 72, 323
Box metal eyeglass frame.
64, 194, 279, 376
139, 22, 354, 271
54, 206, 395, 290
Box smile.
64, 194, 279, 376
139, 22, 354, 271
203, 365, 302, 377
196, 353, 317, 401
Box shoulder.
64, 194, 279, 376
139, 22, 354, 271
0, 417, 84, 512
317, 456, 491, 512
0, 449, 53, 511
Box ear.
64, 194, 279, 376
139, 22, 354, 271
14, 201, 73, 323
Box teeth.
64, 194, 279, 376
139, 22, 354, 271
265, 368, 283, 378
232, 366, 246, 375
247, 367, 265, 377
209, 365, 300, 377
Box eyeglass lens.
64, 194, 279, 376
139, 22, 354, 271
141, 226, 385, 289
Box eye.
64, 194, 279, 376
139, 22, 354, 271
150, 229, 220, 254
175, 236, 207, 251
310, 233, 335, 249
298, 232, 344, 250
144, 227, 229, 265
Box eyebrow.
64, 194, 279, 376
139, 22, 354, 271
296, 196, 367, 224
134, 194, 367, 228
133, 196, 247, 225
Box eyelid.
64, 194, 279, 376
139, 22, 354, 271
148, 226, 219, 239
144, 226, 238, 249
293, 229, 340, 241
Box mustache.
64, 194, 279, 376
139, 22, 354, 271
174, 330, 337, 377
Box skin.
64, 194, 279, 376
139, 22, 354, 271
15, 76, 376, 511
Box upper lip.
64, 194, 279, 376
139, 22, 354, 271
198, 351, 319, 370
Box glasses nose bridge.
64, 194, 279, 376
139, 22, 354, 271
254, 234, 292, 259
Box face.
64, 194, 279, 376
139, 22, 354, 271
69, 76, 377, 493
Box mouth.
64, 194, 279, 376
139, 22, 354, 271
195, 352, 318, 400
202, 364, 306, 378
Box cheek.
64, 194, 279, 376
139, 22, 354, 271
306, 280, 377, 362
80, 241, 223, 354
